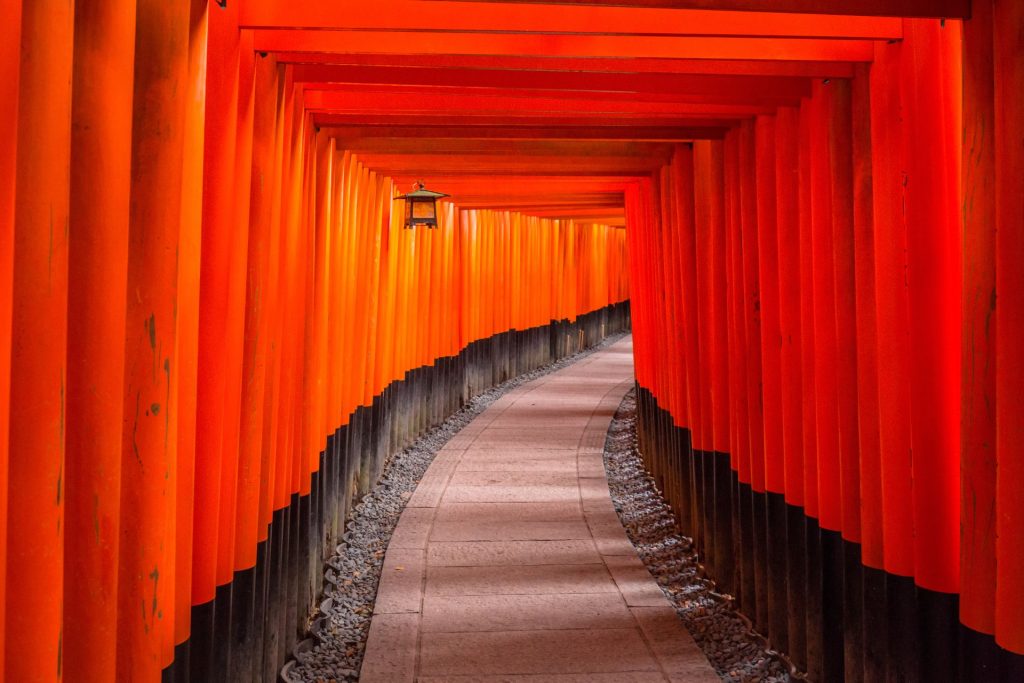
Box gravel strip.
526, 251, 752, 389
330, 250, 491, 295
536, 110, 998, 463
284, 333, 630, 683
603, 389, 802, 683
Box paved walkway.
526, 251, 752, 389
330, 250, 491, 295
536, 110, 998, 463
360, 337, 720, 682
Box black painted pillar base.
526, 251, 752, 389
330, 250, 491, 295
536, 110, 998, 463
738, 479, 756, 621
766, 491, 789, 653
752, 488, 770, 634
188, 599, 215, 683
805, 517, 824, 682
785, 503, 807, 671
713, 455, 735, 596
887, 573, 920, 682
918, 587, 959, 683
861, 565, 888, 683
843, 541, 864, 683
820, 528, 845, 683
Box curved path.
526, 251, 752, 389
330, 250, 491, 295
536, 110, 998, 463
360, 337, 719, 682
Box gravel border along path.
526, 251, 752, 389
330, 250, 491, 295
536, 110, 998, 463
604, 388, 807, 683
284, 332, 630, 683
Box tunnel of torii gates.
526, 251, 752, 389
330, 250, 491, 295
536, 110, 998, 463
1, 0, 1024, 681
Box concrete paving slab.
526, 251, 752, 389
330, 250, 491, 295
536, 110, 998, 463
604, 555, 670, 607
426, 540, 601, 567
456, 456, 578, 473
374, 547, 425, 614
425, 564, 620, 596
421, 593, 634, 633
442, 484, 580, 504
418, 628, 660, 676
429, 520, 592, 542
448, 470, 579, 488
432, 501, 582, 524
359, 612, 418, 683
389, 506, 434, 550
631, 607, 723, 683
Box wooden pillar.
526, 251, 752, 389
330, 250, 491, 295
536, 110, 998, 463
173, 0, 209, 651
0, 0, 21, 673
117, 0, 190, 678
901, 18, 962, 597
958, 0, 998, 635
797, 98, 820, 530
852, 62, 884, 577
993, 0, 1024, 658
755, 115, 783, 498
829, 78, 861, 545
775, 106, 803, 511
809, 81, 842, 536
193, 0, 241, 611
870, 38, 916, 584
65, 0, 136, 678
5, 1, 72, 680
738, 121, 765, 496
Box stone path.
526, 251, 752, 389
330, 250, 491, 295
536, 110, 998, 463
360, 337, 720, 682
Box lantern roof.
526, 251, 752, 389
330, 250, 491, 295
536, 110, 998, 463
394, 182, 449, 201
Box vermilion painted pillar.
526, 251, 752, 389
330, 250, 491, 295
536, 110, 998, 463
851, 62, 883, 576
65, 1, 136, 678
775, 106, 803, 510
902, 18, 962, 597
994, 0, 1024, 657
0, 1, 21, 673
219, 29, 255, 593
829, 78, 861, 546
809, 81, 841, 536
870, 38, 915, 585
364, 179, 386, 406
725, 130, 749, 488
193, 0, 241, 613
797, 98, 819, 527
118, 0, 190, 678
694, 154, 715, 453
704, 141, 729, 456
738, 121, 765, 496
173, 0, 209, 651
310, 134, 331, 450
755, 115, 783, 497
959, 0, 998, 645
6, 2, 72, 680
237, 52, 281, 578
673, 145, 703, 453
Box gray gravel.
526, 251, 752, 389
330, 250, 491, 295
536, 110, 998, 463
603, 389, 804, 683
283, 333, 630, 683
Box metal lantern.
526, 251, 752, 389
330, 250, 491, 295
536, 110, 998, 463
394, 181, 449, 228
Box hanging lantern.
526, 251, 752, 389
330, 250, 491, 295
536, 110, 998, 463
394, 181, 449, 228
